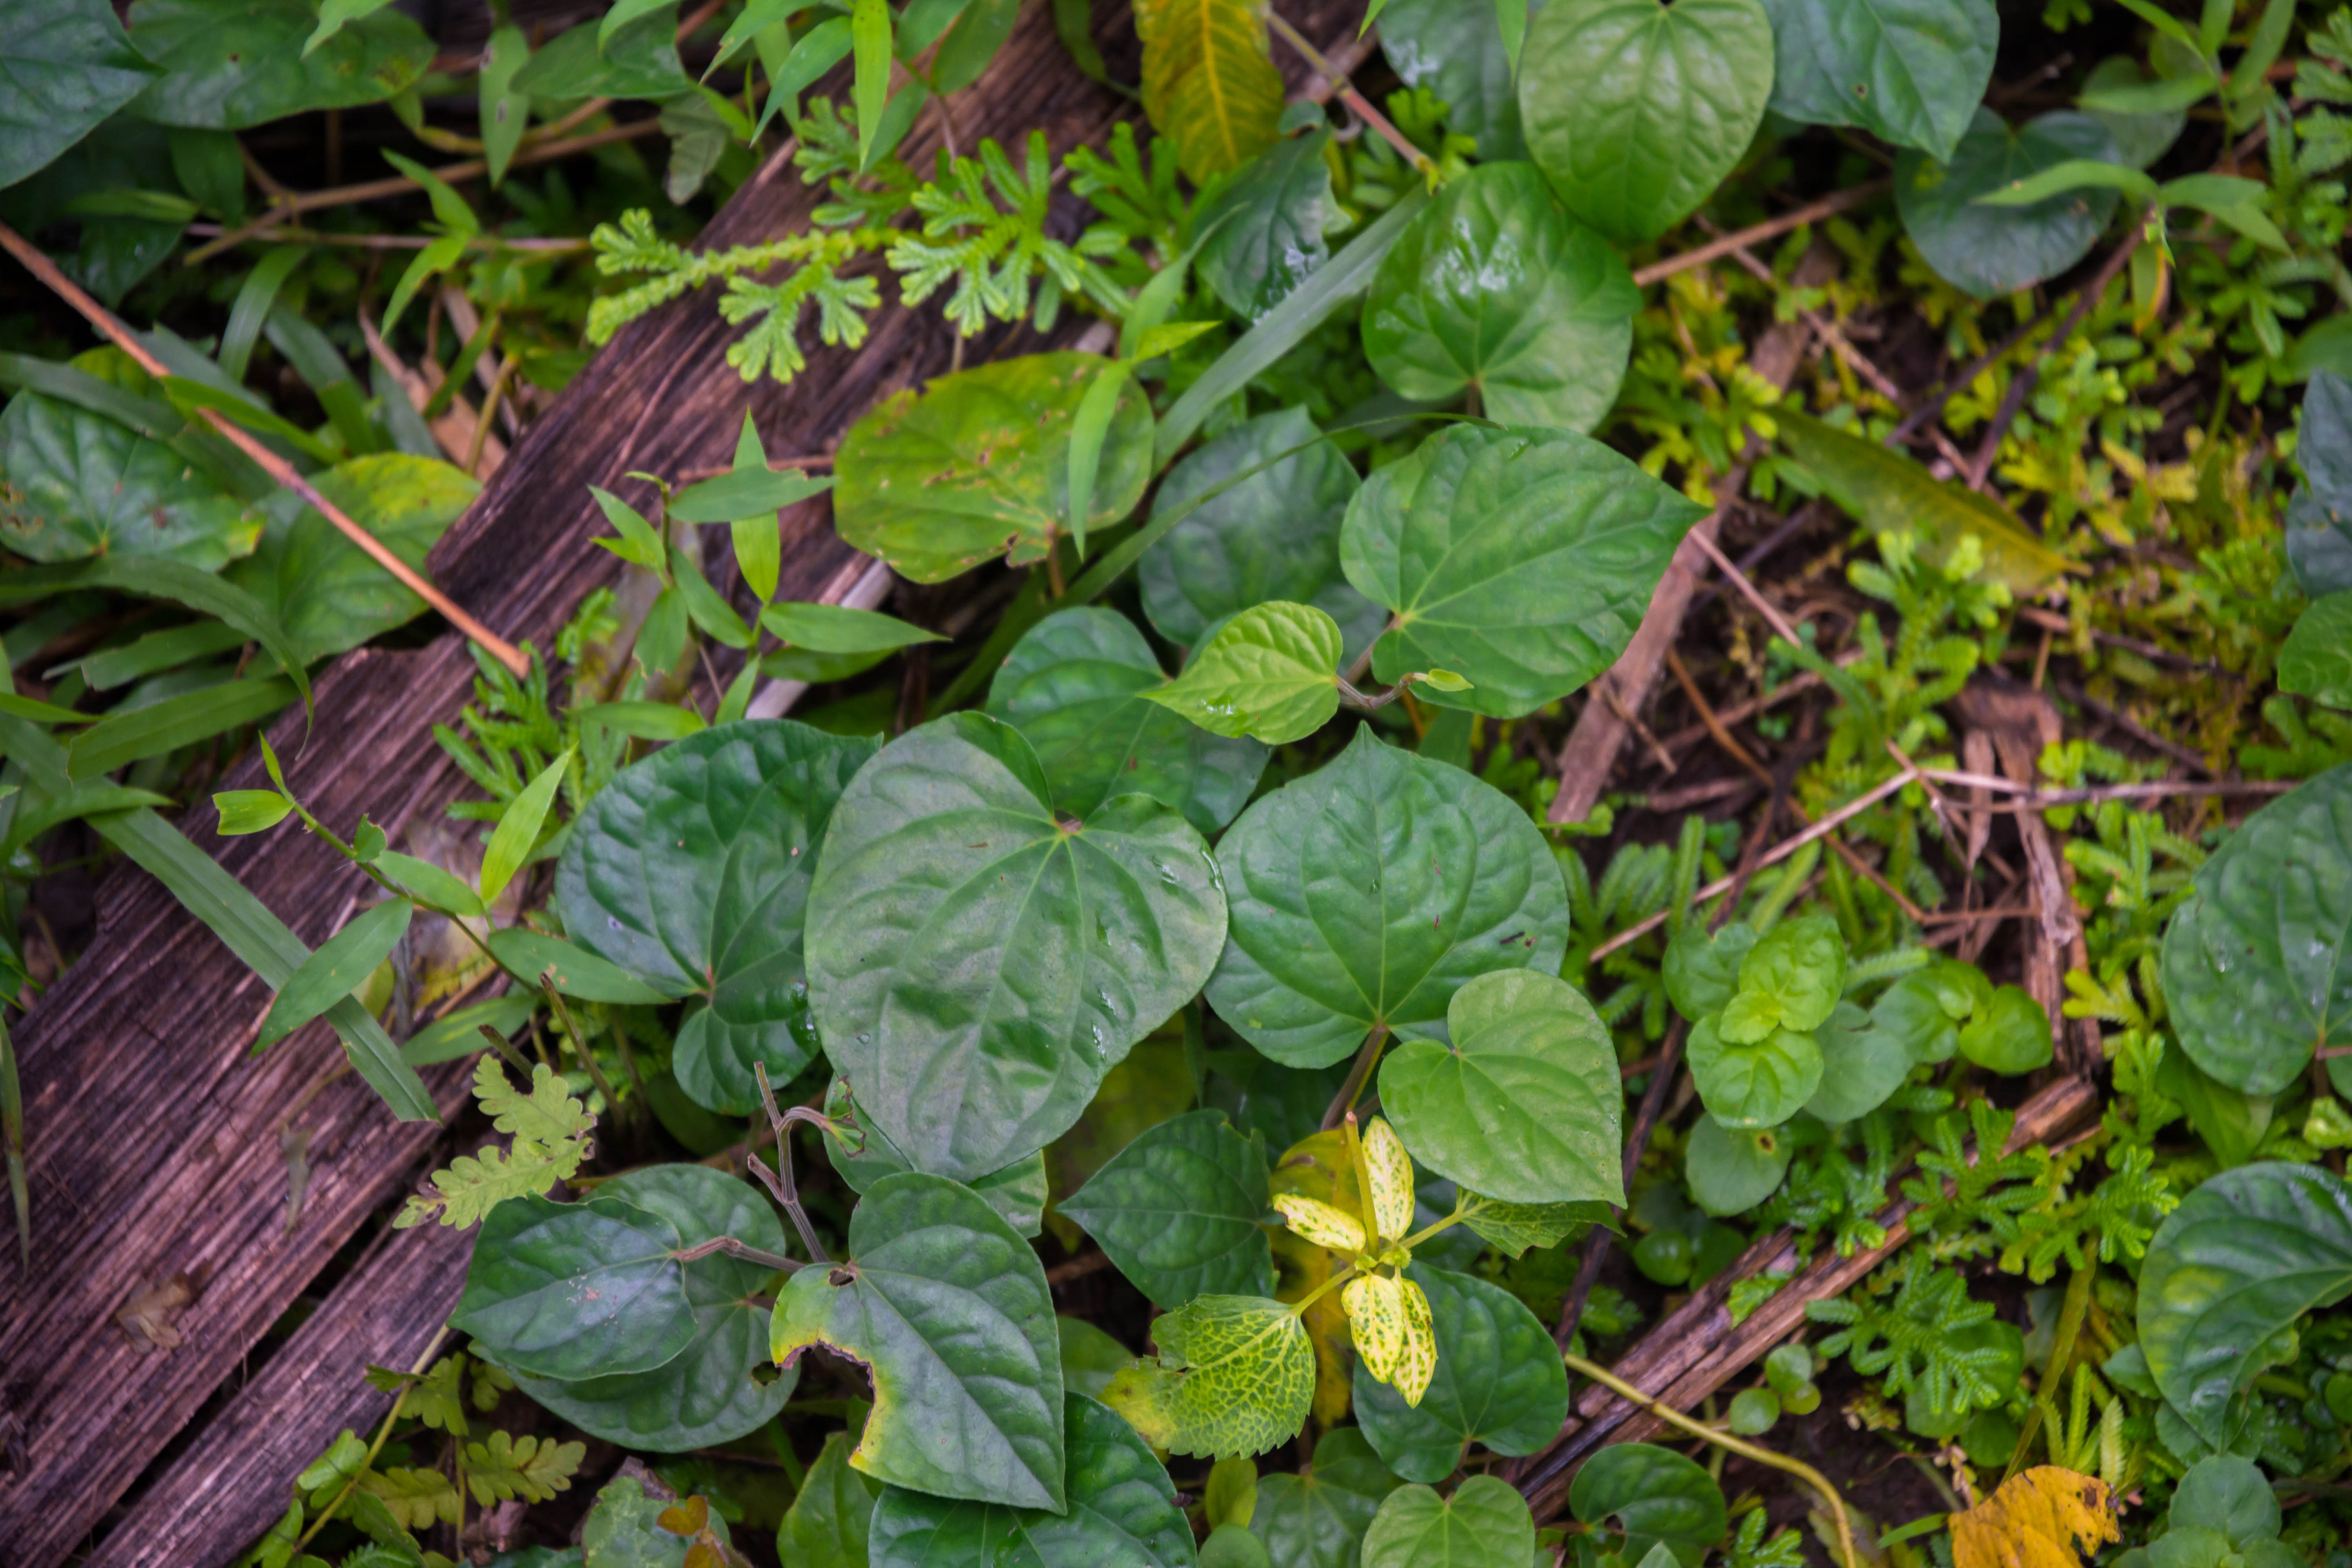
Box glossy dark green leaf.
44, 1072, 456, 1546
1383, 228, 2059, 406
1568, 1443, 1727, 1564
1196, 132, 1339, 322
1380, 0, 1525, 158
1359, 1477, 1533, 1568
1955, 984, 2053, 1074
834, 353, 1153, 583
985, 607, 1267, 835
2140, 1162, 2352, 1445
806, 713, 1226, 1180
1341, 425, 1708, 718
868, 1394, 1193, 1566
1059, 1316, 1134, 1401
1139, 407, 1384, 659
1757, 0, 1996, 162
1248, 1427, 1401, 1568
1060, 1109, 1274, 1310
1686, 1015, 1821, 1130
824, 1078, 1051, 1236
1684, 1113, 1795, 1216
0, 0, 156, 189
778, 1430, 880, 1568
1519, 0, 1775, 246
1804, 1001, 1911, 1123
771, 1171, 1065, 1508
1350, 1265, 1568, 1483
2281, 592, 2352, 710
2160, 763, 2352, 1094
256, 897, 411, 1049
1379, 969, 1624, 1205
556, 720, 878, 1114
1897, 109, 2119, 299
64, 676, 294, 783
454, 1194, 697, 1382
1207, 725, 1571, 1069
486, 928, 673, 1005
1361, 163, 1636, 434
123, 0, 434, 128
0, 388, 264, 569
2078, 56, 2188, 170
507, 1165, 798, 1451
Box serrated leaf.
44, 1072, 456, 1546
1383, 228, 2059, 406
396, 1135, 586, 1231
475, 1058, 595, 1144
1060, 1109, 1276, 1310
1360, 1477, 1535, 1568
359, 1465, 461, 1530
1208, 726, 1571, 1069
771, 1172, 1066, 1509
1352, 1265, 1566, 1481
1134, 0, 1283, 182
1569, 1443, 1727, 1562
459, 1430, 585, 1505
1897, 108, 2121, 299
1949, 1467, 2118, 1568
1104, 1294, 1316, 1459
1145, 601, 1345, 746
1757, 0, 1996, 161
452, 1194, 696, 1381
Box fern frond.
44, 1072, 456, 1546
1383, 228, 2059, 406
359, 1466, 463, 1530
396, 1138, 584, 1230
459, 1432, 585, 1506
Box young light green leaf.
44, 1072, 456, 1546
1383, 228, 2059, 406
374, 849, 485, 916
668, 465, 834, 527
1104, 1294, 1316, 1459
394, 1133, 585, 1230
452, 1193, 697, 1381
212, 789, 293, 836
754, 14, 853, 138
479, 748, 571, 905
1955, 985, 2053, 1074
1973, 156, 2158, 207
1721, 913, 1845, 1041
772, 1172, 1067, 1508
383, 232, 468, 334
1144, 601, 1345, 746
588, 485, 666, 571
256, 897, 412, 1049
1686, 1015, 1823, 1129
1757, 0, 1996, 162
852, 0, 892, 168
1360, 1477, 1534, 1568
475, 1056, 593, 1143
1060, 1109, 1276, 1310
1900, 109, 2122, 298
1351, 1266, 1568, 1483
1379, 969, 1624, 1207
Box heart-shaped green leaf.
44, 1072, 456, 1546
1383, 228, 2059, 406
1519, 0, 1776, 245
824, 1077, 1051, 1237
772, 1172, 1066, 1508
1757, 0, 1997, 163
2160, 764, 2352, 1094
985, 607, 1268, 835
123, 0, 434, 128
1248, 1428, 1403, 1568
1360, 1476, 1534, 1568
1195, 132, 1341, 322
1685, 1113, 1796, 1216
1145, 601, 1345, 746
453, 1194, 697, 1382
1361, 162, 1637, 433
1207, 726, 1572, 1068
1686, 1015, 1823, 1130
504, 1165, 798, 1451
1341, 425, 1709, 717
2140, 1162, 2352, 1446
0, 387, 265, 570
867, 1394, 1194, 1566
1060, 1109, 1275, 1310
1569, 1443, 1727, 1563
1103, 1294, 1316, 1459
833, 352, 1153, 582
1379, 969, 1624, 1206
1351, 1265, 1569, 1482
806, 713, 1227, 1180
555, 720, 878, 1114
1897, 108, 2120, 299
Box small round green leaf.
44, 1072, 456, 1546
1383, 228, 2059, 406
1379, 969, 1626, 1206
1805, 1001, 1913, 1123
1568, 1443, 1727, 1564
1249, 1428, 1402, 1568
1361, 162, 1636, 433
1727, 1388, 1780, 1435
1896, 108, 2120, 300
2281, 592, 2352, 711
1686, 1016, 1822, 1131
1869, 971, 1960, 1065
2169, 1455, 2279, 1546
1685, 1113, 1795, 1216
453, 1194, 695, 1382
1103, 1294, 1316, 1460
1662, 921, 1757, 1022
1059, 1109, 1276, 1311
1955, 984, 2053, 1074
1144, 601, 1345, 746
1359, 1476, 1534, 1568
1351, 1265, 1569, 1483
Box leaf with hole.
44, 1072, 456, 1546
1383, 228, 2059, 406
1207, 725, 1572, 1069
1896, 109, 2121, 299
1756, 0, 1997, 162
1568, 1443, 1727, 1565
453, 1193, 698, 1382
1359, 1477, 1534, 1568
1341, 424, 1709, 717
1350, 1264, 1568, 1483
1059, 1109, 1274, 1310
123, 0, 433, 127
1104, 1294, 1317, 1459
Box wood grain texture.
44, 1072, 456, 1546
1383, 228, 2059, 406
0, 2, 1359, 1563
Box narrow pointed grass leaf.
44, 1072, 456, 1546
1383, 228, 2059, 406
257, 897, 413, 1049
480, 749, 571, 905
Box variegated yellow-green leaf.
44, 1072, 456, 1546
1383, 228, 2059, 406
1360, 1118, 1416, 1243
1343, 1274, 1436, 1406
1135, 0, 1283, 182
1271, 1192, 1367, 1254
1104, 1295, 1316, 1459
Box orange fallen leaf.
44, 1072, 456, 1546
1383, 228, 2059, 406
1951, 1466, 2119, 1568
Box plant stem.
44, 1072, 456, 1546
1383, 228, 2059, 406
671, 1235, 804, 1272
294, 1325, 451, 1553
1264, 13, 1435, 178
751, 1062, 830, 1265
539, 981, 618, 1112
1321, 1024, 1389, 1131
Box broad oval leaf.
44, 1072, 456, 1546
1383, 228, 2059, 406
2139, 1161, 2352, 1445
1351, 1264, 1569, 1483
1378, 969, 1625, 1206
1196, 132, 1341, 322
1359, 1476, 1534, 1568
1519, 0, 1775, 246
1060, 1109, 1276, 1311
1897, 108, 2120, 299
807, 713, 1227, 1181
1757, 0, 1997, 163
2281, 592, 2352, 711
1687, 1015, 1823, 1129
1568, 1443, 1728, 1563
555, 720, 878, 1114
1341, 424, 1710, 717
2160, 763, 2352, 1094
506, 1165, 798, 1451
1381, 0, 1526, 159
1103, 1294, 1317, 1459
0, 0, 156, 190
1685, 1112, 1796, 1216
771, 1171, 1066, 1509
452, 1194, 696, 1382
1134, 0, 1283, 182
833, 353, 1152, 583
1361, 162, 1637, 434
123, 0, 434, 128
1145, 601, 1345, 746
868, 1394, 1194, 1568
1206, 725, 1572, 1069
1138, 407, 1383, 659
1249, 1427, 1402, 1568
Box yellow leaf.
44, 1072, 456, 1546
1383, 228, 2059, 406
1361, 1118, 1416, 1243
1950, 1467, 2119, 1568
1269, 1131, 1361, 1422
1133, 0, 1283, 182
1343, 1274, 1437, 1406
1272, 1192, 1368, 1253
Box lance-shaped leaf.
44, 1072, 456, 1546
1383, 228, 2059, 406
1379, 969, 1624, 1206
986, 607, 1267, 836
1897, 109, 2120, 299
2161, 764, 2352, 1094
1250, 1428, 1402, 1568
2139, 1161, 2352, 1445
1145, 601, 1346, 746
555, 720, 878, 1114
771, 1172, 1066, 1509
868, 1394, 1195, 1567
1361, 163, 1637, 435
1105, 1294, 1317, 1459
1360, 1477, 1535, 1568
1757, 0, 1996, 163
1134, 0, 1283, 182
452, 1194, 697, 1382
506, 1165, 799, 1451
255, 897, 412, 1049
1207, 726, 1571, 1068
1060, 1109, 1275, 1310
1359, 1117, 1416, 1242
1519, 0, 1776, 246
1686, 1014, 1823, 1129
485, 928, 671, 1005
806, 713, 1226, 1181
1352, 1265, 1568, 1482
833, 353, 1153, 583
1340, 424, 1709, 717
